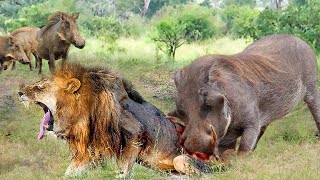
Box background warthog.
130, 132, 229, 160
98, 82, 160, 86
10, 27, 41, 71
169, 34, 320, 160
37, 11, 85, 74
0, 35, 29, 73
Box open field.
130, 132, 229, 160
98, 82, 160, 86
1, 36, 320, 179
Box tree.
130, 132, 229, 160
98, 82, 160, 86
152, 19, 187, 60
152, 5, 216, 60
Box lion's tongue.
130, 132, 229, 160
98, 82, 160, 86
38, 111, 50, 141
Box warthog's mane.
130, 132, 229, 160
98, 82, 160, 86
40, 11, 73, 36
209, 54, 282, 85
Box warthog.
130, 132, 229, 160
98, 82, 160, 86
10, 27, 41, 71
37, 11, 85, 74
0, 35, 29, 73
169, 34, 320, 160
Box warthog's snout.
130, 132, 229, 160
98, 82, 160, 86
74, 39, 85, 49
179, 125, 218, 161
19, 54, 30, 64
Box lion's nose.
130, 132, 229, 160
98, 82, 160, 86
18, 91, 23, 97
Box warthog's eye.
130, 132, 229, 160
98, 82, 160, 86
177, 109, 186, 117
65, 21, 70, 28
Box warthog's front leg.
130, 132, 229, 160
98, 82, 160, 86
238, 124, 260, 154
48, 50, 56, 73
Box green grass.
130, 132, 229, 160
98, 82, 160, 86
1, 36, 320, 179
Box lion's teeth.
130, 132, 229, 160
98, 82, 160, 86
22, 101, 29, 109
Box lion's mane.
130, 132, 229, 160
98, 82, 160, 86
54, 64, 128, 166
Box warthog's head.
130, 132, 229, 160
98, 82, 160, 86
6, 35, 30, 64
169, 62, 231, 161
58, 12, 85, 49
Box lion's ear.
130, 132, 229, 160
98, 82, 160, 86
65, 78, 81, 93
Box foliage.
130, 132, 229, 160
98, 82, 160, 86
221, 5, 243, 34
230, 7, 259, 39
81, 15, 125, 54
221, 5, 259, 37
122, 15, 147, 37
0, 0, 46, 17
2, 0, 77, 33
252, 8, 281, 39
152, 4, 217, 60
152, 18, 186, 60
223, 0, 256, 7
241, 0, 320, 52
146, 0, 191, 17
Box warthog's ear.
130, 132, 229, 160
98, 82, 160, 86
60, 13, 65, 21
72, 12, 80, 20
198, 87, 230, 114
5, 53, 14, 59
198, 87, 225, 107
57, 32, 67, 41
65, 78, 81, 93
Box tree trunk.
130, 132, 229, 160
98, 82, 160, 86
141, 0, 150, 17
274, 0, 283, 9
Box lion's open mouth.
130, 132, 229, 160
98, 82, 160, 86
35, 101, 54, 141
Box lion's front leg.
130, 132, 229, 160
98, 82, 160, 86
64, 156, 93, 177
116, 137, 143, 179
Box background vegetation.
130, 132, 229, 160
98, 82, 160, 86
1, 0, 320, 179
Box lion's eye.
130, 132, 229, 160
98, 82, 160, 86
37, 85, 44, 90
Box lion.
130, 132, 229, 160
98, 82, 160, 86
18, 63, 210, 178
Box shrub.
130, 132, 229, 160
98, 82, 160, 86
237, 0, 320, 52
122, 15, 147, 37
152, 4, 217, 60
230, 7, 259, 39
81, 16, 124, 54
253, 8, 281, 40
221, 5, 259, 37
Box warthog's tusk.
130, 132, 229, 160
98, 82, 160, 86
210, 125, 217, 147
210, 125, 221, 161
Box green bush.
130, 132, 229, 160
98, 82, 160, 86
221, 5, 241, 34
221, 5, 259, 36
228, 0, 320, 53
3, 0, 77, 33
177, 5, 216, 41
230, 7, 259, 39
81, 16, 124, 54
253, 8, 281, 40
3, 2, 52, 33
0, 14, 8, 33
152, 4, 218, 60
82, 16, 123, 42
152, 18, 186, 60
122, 15, 147, 37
